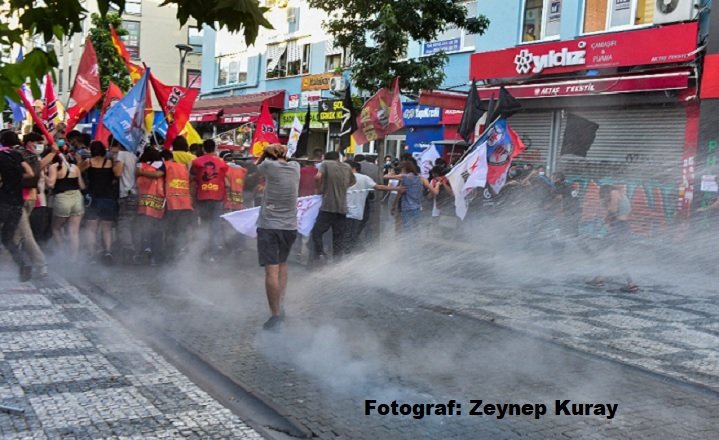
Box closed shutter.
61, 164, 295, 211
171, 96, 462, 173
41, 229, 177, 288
506, 111, 553, 167
557, 106, 685, 235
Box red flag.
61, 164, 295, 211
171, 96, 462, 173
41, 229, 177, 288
42, 74, 59, 131
65, 37, 103, 132
94, 82, 124, 145
352, 77, 404, 145
251, 102, 279, 157
149, 73, 199, 148
16, 88, 53, 145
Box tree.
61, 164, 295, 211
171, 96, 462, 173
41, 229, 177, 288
0, 0, 271, 103
88, 13, 131, 93
307, 0, 489, 94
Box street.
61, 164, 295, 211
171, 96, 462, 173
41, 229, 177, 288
47, 235, 719, 439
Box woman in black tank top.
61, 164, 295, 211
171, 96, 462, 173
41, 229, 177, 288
78, 141, 122, 262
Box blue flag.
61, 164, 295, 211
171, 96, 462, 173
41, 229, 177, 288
103, 68, 149, 152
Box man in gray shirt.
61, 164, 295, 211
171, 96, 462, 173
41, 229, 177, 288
256, 144, 300, 330
310, 150, 355, 264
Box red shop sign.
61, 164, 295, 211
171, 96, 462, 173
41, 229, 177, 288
470, 22, 698, 81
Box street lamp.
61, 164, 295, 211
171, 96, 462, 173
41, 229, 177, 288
175, 43, 194, 87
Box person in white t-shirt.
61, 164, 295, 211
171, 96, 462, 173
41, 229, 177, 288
344, 160, 394, 254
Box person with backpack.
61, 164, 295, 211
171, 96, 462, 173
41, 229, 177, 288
0, 130, 36, 281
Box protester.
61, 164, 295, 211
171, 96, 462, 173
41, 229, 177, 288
12, 132, 48, 276
310, 150, 355, 263
136, 148, 166, 265
385, 160, 440, 231
46, 146, 85, 261
255, 144, 300, 330
344, 160, 394, 253
191, 139, 229, 260
162, 145, 194, 259
0, 131, 35, 281
67, 130, 92, 161
353, 154, 379, 240
80, 141, 121, 263
589, 184, 639, 293
172, 137, 197, 167
111, 136, 138, 264
298, 160, 318, 197
224, 158, 248, 211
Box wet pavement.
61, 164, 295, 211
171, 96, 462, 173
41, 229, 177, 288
63, 237, 719, 439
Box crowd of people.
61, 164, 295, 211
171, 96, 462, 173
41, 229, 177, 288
0, 124, 640, 327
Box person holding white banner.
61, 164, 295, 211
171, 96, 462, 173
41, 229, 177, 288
256, 144, 300, 330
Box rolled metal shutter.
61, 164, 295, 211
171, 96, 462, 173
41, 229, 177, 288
557, 106, 685, 235
506, 111, 553, 168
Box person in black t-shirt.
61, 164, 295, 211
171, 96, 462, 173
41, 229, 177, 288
0, 130, 35, 281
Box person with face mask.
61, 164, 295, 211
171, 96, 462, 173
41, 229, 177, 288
10, 133, 48, 276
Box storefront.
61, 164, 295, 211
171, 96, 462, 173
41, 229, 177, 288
403, 104, 443, 156
422, 22, 700, 234
190, 90, 286, 142
279, 108, 328, 155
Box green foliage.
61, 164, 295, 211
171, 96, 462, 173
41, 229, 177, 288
88, 13, 131, 93
307, 0, 489, 94
0, 0, 271, 109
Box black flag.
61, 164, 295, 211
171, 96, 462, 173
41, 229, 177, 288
561, 113, 599, 157
293, 104, 311, 158
339, 84, 357, 155
458, 80, 485, 143
488, 86, 522, 122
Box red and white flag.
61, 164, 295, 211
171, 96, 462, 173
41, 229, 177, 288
65, 37, 103, 132
42, 74, 58, 131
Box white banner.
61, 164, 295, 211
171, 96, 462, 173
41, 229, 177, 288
286, 116, 303, 158
222, 195, 323, 238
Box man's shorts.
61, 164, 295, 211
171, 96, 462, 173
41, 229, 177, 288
257, 228, 297, 266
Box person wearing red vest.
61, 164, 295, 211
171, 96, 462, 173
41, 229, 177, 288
224, 162, 248, 211
162, 145, 193, 259
190, 139, 228, 260
136, 148, 166, 265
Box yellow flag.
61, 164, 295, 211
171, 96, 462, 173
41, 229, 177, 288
181, 122, 202, 145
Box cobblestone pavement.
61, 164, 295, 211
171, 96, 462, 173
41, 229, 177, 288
0, 268, 263, 439
69, 242, 719, 440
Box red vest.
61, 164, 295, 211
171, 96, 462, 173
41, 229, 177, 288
165, 161, 193, 211
137, 163, 166, 219
224, 165, 247, 211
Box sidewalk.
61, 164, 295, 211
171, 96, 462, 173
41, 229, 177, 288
0, 267, 263, 439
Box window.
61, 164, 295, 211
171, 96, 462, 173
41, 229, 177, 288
216, 54, 248, 87
521, 0, 562, 42
267, 40, 310, 79
423, 0, 479, 54
121, 21, 141, 59
583, 0, 652, 33
186, 70, 202, 89
325, 54, 342, 72
126, 0, 142, 15
188, 26, 204, 52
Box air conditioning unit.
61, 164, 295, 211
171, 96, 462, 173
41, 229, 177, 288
653, 0, 699, 24
329, 76, 346, 93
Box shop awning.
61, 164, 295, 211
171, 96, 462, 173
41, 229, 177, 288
420, 71, 692, 110
190, 90, 286, 123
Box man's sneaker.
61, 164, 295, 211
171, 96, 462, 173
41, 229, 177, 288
19, 265, 32, 282
262, 315, 283, 330
36, 265, 48, 278
102, 252, 114, 265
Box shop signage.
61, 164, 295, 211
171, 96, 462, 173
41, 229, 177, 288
470, 22, 698, 81
402, 105, 442, 126
423, 38, 461, 56
279, 110, 326, 129
318, 99, 344, 121
474, 71, 690, 99
301, 73, 339, 91
288, 94, 300, 109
